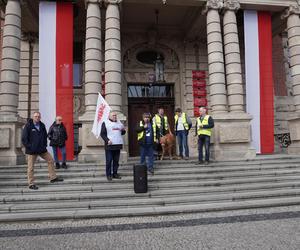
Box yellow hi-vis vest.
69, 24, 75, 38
137, 121, 156, 142
154, 114, 168, 131
197, 115, 212, 137
174, 112, 189, 131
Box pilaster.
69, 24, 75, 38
282, 4, 300, 155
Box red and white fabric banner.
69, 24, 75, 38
39, 1, 74, 160
244, 10, 274, 154
92, 93, 111, 138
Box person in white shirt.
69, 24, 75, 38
100, 112, 126, 181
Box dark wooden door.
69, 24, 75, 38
128, 98, 175, 156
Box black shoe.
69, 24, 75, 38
107, 176, 112, 181
148, 169, 154, 175
112, 174, 121, 179
29, 184, 38, 190
50, 177, 64, 183
55, 163, 60, 169
204, 161, 209, 165
62, 162, 67, 169
196, 160, 204, 165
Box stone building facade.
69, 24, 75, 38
0, 0, 300, 165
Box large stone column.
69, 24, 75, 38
105, 0, 122, 113
223, 0, 244, 113
104, 0, 127, 162
78, 0, 104, 163
282, 5, 300, 154
0, 0, 25, 165
205, 0, 227, 114
203, 0, 255, 161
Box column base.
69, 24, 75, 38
78, 112, 128, 164
0, 114, 26, 165
287, 113, 300, 155
211, 112, 256, 161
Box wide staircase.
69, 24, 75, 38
0, 155, 300, 222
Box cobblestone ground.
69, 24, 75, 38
0, 206, 299, 250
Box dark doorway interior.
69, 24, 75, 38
128, 83, 175, 157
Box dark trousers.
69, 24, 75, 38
52, 146, 66, 164
176, 130, 189, 157
105, 149, 120, 177
198, 135, 211, 162
140, 144, 154, 171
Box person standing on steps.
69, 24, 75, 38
174, 107, 192, 160
21, 111, 64, 190
153, 107, 169, 158
136, 113, 157, 175
48, 116, 68, 169
101, 111, 126, 181
195, 107, 214, 165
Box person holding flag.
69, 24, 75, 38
100, 112, 126, 181
91, 93, 126, 181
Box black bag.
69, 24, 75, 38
133, 164, 148, 193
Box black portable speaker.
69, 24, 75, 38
133, 164, 148, 193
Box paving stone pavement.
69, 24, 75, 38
0, 206, 299, 250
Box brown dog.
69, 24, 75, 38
159, 132, 175, 160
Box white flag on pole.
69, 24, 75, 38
91, 92, 111, 138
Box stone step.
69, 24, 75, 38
0, 174, 299, 189
1, 162, 300, 176
1, 183, 300, 205
1, 167, 300, 181
1, 156, 300, 171
1, 178, 299, 196
0, 196, 299, 222
1, 188, 299, 213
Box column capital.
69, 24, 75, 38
223, 0, 240, 12
281, 4, 300, 19
202, 0, 223, 14
85, 0, 102, 4
104, 0, 122, 5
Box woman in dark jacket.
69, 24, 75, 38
48, 116, 68, 169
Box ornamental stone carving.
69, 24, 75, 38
223, 0, 240, 11
281, 5, 300, 19
206, 0, 223, 10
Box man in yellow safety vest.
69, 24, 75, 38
174, 107, 192, 159
153, 107, 169, 139
153, 107, 169, 158
195, 107, 214, 165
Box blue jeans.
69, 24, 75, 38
198, 135, 210, 162
52, 146, 66, 163
105, 149, 120, 177
176, 130, 189, 157
140, 144, 154, 171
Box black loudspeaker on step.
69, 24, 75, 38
133, 164, 148, 193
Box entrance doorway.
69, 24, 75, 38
128, 83, 175, 156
